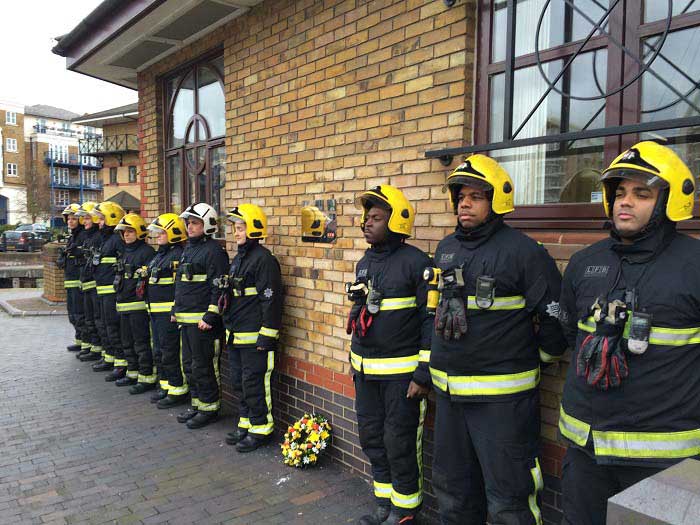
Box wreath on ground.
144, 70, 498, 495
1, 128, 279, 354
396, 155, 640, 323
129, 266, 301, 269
281, 413, 332, 468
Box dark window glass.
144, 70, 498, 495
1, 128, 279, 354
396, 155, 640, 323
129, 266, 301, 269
128, 166, 137, 183
109, 167, 117, 184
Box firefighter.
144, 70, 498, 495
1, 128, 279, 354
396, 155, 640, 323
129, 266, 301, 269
558, 142, 700, 525
90, 201, 127, 379
430, 155, 567, 525
223, 204, 283, 453
58, 203, 88, 353
145, 213, 188, 408
172, 202, 229, 429
348, 186, 432, 525
75, 202, 103, 362
113, 213, 156, 393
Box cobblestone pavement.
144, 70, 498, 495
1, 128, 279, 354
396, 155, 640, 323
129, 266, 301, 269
0, 311, 375, 524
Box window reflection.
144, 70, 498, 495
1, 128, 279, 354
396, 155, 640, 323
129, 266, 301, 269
198, 66, 225, 138
170, 73, 194, 148
644, 1, 697, 23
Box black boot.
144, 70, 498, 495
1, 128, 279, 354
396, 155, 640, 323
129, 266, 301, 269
80, 352, 101, 362
150, 388, 167, 404
225, 428, 248, 446
176, 408, 198, 423
384, 510, 416, 525
186, 411, 219, 429
105, 367, 126, 382
158, 395, 188, 409
92, 360, 113, 372
129, 383, 156, 395
235, 433, 272, 453
115, 376, 138, 387
67, 344, 82, 352
76, 349, 90, 360
358, 503, 391, 525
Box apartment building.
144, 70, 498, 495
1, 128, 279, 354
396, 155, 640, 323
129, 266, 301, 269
0, 100, 28, 225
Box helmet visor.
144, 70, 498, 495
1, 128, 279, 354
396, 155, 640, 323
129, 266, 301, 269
601, 169, 669, 189
442, 175, 493, 195
354, 193, 391, 212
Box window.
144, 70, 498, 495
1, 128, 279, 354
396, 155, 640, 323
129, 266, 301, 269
6, 163, 17, 176
128, 165, 137, 183
48, 144, 68, 162
5, 138, 17, 152
36, 119, 47, 133
164, 51, 225, 215
110, 167, 117, 184
473, 1, 700, 220
84, 170, 98, 186
54, 190, 70, 206
84, 191, 99, 202
52, 167, 69, 185
5, 111, 17, 125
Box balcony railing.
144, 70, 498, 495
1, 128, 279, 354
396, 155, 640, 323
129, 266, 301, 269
44, 152, 103, 169
80, 134, 138, 156
51, 177, 103, 190
33, 124, 102, 139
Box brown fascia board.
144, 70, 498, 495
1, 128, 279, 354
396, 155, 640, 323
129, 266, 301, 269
52, 0, 167, 69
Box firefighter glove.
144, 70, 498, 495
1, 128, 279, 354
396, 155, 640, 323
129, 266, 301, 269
435, 288, 468, 341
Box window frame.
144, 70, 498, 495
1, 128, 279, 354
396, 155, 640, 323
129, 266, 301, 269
128, 165, 137, 183
472, 1, 700, 227
6, 163, 17, 176
109, 167, 118, 185
5, 111, 17, 125
6, 138, 17, 152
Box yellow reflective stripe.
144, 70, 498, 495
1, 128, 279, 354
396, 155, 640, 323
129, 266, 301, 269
81, 342, 92, 350
96, 284, 115, 295
391, 488, 422, 509
593, 429, 700, 459
90, 345, 103, 354
350, 351, 419, 375
100, 256, 117, 264
467, 295, 526, 310
418, 349, 430, 363
160, 380, 170, 390
238, 417, 251, 429
539, 349, 560, 363
198, 400, 220, 412
430, 367, 448, 391
114, 359, 128, 367
528, 458, 544, 525
259, 326, 279, 339
373, 481, 392, 499
81, 280, 96, 290
233, 287, 258, 297
208, 304, 220, 314
64, 280, 81, 288
179, 274, 207, 282
137, 374, 157, 384
233, 332, 259, 345
429, 367, 539, 396
174, 312, 204, 324
148, 301, 174, 313
150, 277, 175, 285
126, 370, 139, 379
558, 405, 590, 447
116, 301, 147, 312
580, 316, 700, 346
379, 296, 417, 311
104, 354, 115, 363
250, 351, 275, 436
168, 384, 189, 395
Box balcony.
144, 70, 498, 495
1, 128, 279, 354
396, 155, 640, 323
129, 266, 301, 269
33, 124, 102, 139
51, 177, 103, 190
80, 134, 138, 157
44, 152, 103, 169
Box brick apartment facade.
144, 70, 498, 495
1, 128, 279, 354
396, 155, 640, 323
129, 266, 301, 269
54, 1, 700, 522
0, 101, 28, 224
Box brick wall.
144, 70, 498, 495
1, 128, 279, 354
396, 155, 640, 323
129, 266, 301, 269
137, 1, 596, 522
2, 110, 27, 186
42, 242, 66, 302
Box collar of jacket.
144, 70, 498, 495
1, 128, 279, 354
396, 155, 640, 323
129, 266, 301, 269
610, 218, 676, 263
187, 234, 208, 246
124, 239, 145, 253
100, 226, 114, 238
454, 214, 504, 248
157, 244, 170, 254
70, 224, 84, 236
236, 238, 259, 258
84, 225, 98, 237
367, 233, 404, 259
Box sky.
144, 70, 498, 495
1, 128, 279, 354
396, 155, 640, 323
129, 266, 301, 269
0, 1, 137, 115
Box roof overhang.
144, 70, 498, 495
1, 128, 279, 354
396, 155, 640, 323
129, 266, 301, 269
53, 0, 263, 90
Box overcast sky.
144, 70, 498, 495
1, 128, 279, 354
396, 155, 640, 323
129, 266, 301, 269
0, 1, 137, 115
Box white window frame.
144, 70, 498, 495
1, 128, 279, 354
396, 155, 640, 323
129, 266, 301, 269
7, 163, 18, 176
5, 138, 17, 152
54, 190, 70, 206
5, 112, 17, 125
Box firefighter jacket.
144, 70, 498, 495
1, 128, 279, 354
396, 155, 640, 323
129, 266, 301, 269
430, 217, 567, 401
115, 240, 155, 313
79, 226, 101, 289
145, 243, 184, 315
62, 225, 87, 290
173, 234, 229, 327
93, 228, 125, 296
559, 219, 700, 468
223, 240, 283, 350
350, 237, 433, 386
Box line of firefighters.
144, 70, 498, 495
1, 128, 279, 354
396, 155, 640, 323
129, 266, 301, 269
58, 140, 700, 525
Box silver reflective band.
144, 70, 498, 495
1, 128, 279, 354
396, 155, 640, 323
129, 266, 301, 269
466, 295, 525, 310
558, 405, 590, 447
379, 296, 417, 311
593, 429, 700, 459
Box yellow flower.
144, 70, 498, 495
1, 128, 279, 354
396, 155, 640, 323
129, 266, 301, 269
320, 431, 329, 440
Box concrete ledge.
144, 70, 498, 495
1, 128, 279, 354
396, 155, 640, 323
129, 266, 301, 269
0, 299, 67, 316
0, 265, 43, 279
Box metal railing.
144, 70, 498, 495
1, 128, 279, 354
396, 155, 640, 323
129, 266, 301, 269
33, 124, 102, 139
44, 152, 102, 169
79, 134, 138, 156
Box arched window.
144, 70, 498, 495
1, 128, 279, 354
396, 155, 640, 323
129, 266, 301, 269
164, 51, 225, 215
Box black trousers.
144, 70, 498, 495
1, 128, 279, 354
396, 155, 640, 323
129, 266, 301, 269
66, 286, 85, 344
354, 373, 426, 513
82, 287, 102, 354
181, 324, 221, 412
98, 293, 123, 364
151, 313, 186, 394
120, 310, 154, 383
229, 346, 275, 436
561, 446, 662, 525
432, 391, 542, 525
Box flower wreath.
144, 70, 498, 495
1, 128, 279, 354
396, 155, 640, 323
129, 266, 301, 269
281, 413, 332, 468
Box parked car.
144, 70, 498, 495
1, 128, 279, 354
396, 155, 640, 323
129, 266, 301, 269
15, 223, 52, 242
0, 230, 47, 252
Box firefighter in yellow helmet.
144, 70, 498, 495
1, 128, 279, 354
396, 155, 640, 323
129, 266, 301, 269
223, 204, 283, 452
430, 155, 567, 524
559, 142, 700, 524
113, 213, 156, 394
348, 186, 432, 525
144, 213, 189, 408
74, 201, 103, 362
59, 203, 88, 353
89, 201, 127, 379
